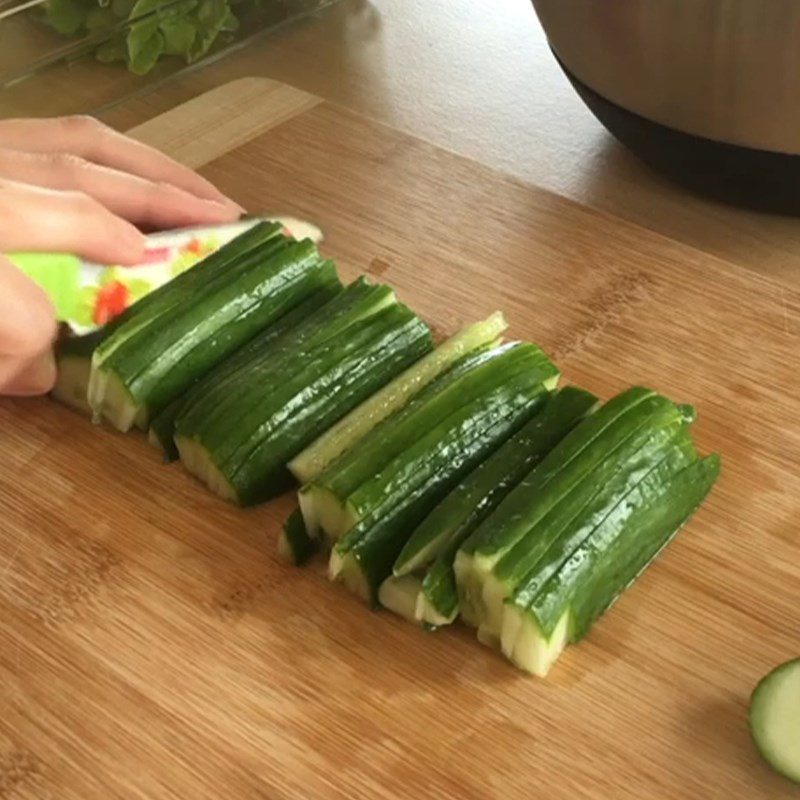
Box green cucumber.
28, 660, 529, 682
327, 346, 559, 604
175, 278, 396, 439
92, 221, 284, 367
378, 574, 424, 624
278, 508, 318, 566
454, 386, 662, 628
304, 342, 559, 543
394, 386, 599, 577
175, 287, 432, 505
288, 312, 509, 485
147, 282, 342, 461
51, 328, 105, 415
474, 400, 692, 644
501, 452, 720, 676
90, 234, 331, 431
749, 658, 800, 784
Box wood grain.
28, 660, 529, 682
127, 78, 320, 169
1, 80, 798, 799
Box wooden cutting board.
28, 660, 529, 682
1, 78, 798, 800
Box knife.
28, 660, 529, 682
5, 216, 323, 332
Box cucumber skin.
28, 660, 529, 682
565, 453, 720, 640
288, 311, 509, 485
282, 509, 318, 566
317, 342, 559, 515
512, 438, 704, 640
226, 309, 433, 505
394, 386, 599, 576
497, 406, 692, 600
102, 242, 333, 417
459, 387, 664, 565
148, 282, 342, 461
176, 278, 395, 445
750, 658, 800, 785
94, 221, 283, 364
406, 387, 599, 623
335, 369, 556, 603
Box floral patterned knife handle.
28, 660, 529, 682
7, 216, 323, 333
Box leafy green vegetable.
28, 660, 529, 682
46, 0, 92, 35
44, 0, 244, 74
160, 16, 196, 55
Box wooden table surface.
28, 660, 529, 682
1, 78, 798, 800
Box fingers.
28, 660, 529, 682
0, 255, 57, 396
0, 149, 242, 230
0, 178, 147, 265
2, 351, 57, 397
0, 116, 242, 213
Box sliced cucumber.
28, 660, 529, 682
148, 282, 341, 461
90, 233, 332, 431
288, 312, 508, 485
51, 329, 104, 415
304, 342, 559, 544
278, 509, 318, 566
175, 283, 432, 505
394, 386, 598, 577
750, 658, 800, 784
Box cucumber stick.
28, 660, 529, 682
304, 342, 560, 543
51, 329, 105, 415
326, 343, 560, 604
749, 659, 800, 784
278, 509, 318, 566
90, 229, 332, 431
147, 282, 342, 461
288, 311, 509, 485
453, 386, 719, 677
460, 391, 687, 641
175, 280, 433, 505
394, 387, 599, 577
383, 386, 598, 627
93, 221, 283, 367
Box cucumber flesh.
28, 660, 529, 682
51, 329, 105, 415
378, 575, 423, 624
288, 312, 509, 485
750, 658, 800, 784
278, 509, 318, 566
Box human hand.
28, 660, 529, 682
0, 115, 244, 396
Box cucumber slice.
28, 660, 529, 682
394, 386, 598, 577
51, 329, 104, 415
278, 509, 318, 566
288, 312, 509, 485
328, 350, 558, 605
148, 282, 342, 461
378, 575, 422, 623
175, 285, 432, 505
750, 658, 800, 784
305, 342, 559, 543
90, 234, 332, 431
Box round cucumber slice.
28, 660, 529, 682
749, 658, 800, 784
